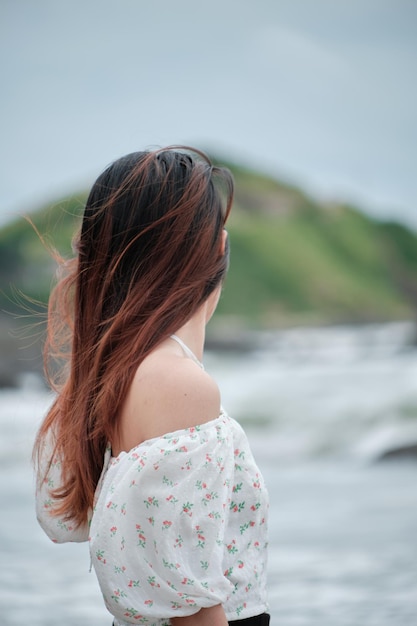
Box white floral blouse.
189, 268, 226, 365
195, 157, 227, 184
36, 411, 269, 625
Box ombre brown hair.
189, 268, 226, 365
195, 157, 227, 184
34, 147, 234, 526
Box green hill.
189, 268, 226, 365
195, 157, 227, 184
1, 162, 417, 328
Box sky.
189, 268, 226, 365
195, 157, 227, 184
1, 0, 416, 227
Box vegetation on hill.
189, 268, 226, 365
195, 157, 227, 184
1, 162, 417, 328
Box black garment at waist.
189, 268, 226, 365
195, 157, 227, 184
230, 613, 270, 625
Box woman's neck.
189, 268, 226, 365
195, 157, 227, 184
173, 302, 208, 362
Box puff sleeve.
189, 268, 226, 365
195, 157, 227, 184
89, 418, 236, 621
35, 428, 90, 543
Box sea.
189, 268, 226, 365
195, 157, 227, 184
1, 322, 416, 625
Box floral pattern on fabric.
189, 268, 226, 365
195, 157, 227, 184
90, 411, 269, 625
35, 427, 90, 543
36, 411, 269, 625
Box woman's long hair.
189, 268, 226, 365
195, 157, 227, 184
33, 147, 234, 527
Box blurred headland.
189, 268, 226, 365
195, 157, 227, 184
1, 157, 417, 387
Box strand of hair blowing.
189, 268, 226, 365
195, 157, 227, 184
34, 148, 234, 527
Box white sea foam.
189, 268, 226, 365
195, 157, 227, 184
1, 323, 416, 624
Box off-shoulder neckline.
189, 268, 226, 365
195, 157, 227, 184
109, 409, 228, 462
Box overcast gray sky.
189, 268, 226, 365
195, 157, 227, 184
1, 0, 416, 227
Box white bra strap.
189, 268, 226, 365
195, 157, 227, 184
170, 334, 204, 369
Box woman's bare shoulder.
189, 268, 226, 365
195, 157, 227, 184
117, 353, 221, 451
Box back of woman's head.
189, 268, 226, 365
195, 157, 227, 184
77, 148, 233, 344
35, 147, 234, 526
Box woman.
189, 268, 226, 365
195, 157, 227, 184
34, 147, 269, 625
